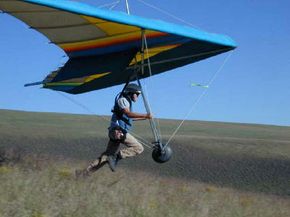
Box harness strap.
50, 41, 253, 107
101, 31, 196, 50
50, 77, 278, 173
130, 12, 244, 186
111, 93, 132, 126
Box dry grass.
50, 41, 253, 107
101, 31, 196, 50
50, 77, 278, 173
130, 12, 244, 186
0, 109, 290, 216
1, 159, 290, 217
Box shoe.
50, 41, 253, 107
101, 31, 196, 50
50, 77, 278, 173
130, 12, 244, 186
107, 153, 122, 172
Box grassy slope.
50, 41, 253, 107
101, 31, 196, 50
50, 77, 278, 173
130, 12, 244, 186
0, 109, 290, 217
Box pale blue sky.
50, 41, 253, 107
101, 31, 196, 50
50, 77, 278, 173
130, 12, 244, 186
1, 0, 290, 126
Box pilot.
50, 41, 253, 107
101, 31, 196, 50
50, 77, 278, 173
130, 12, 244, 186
77, 83, 152, 176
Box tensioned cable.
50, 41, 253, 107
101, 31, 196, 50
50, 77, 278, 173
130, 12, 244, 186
164, 51, 234, 148
136, 0, 203, 30
109, 1, 121, 10
97, 0, 121, 10
56, 91, 153, 149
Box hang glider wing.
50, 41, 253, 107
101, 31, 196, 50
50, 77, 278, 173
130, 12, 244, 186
0, 0, 237, 94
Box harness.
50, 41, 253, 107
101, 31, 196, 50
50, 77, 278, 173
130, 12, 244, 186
111, 93, 132, 127
109, 93, 133, 142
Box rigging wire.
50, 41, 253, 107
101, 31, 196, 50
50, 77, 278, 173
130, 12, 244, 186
97, 0, 121, 10
109, 1, 121, 10
125, 0, 130, 14
136, 0, 202, 30
164, 51, 234, 148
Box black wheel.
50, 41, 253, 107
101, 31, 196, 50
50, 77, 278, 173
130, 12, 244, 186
152, 145, 172, 163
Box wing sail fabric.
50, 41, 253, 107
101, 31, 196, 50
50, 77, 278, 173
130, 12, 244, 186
0, 0, 237, 94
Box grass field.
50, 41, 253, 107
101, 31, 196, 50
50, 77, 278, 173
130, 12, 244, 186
0, 109, 290, 217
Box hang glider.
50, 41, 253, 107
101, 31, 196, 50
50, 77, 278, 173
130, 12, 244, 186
0, 0, 236, 94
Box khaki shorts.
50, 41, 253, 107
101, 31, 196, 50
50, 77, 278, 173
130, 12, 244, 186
105, 133, 144, 158
87, 132, 144, 172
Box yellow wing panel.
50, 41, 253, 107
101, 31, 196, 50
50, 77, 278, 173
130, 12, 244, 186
129, 44, 181, 66
59, 30, 167, 52
82, 16, 139, 36
44, 72, 111, 87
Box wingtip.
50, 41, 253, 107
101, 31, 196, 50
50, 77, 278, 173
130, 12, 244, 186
24, 81, 43, 87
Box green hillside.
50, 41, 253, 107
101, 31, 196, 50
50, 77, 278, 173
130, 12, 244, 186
0, 109, 290, 217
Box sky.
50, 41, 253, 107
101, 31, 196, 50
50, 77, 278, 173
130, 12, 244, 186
0, 0, 290, 126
